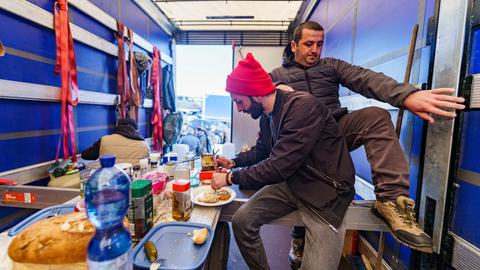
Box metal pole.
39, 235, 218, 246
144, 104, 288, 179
395, 24, 419, 137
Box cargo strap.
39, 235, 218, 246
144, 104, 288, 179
53, 0, 78, 162
116, 20, 129, 120
151, 47, 163, 152
127, 28, 141, 121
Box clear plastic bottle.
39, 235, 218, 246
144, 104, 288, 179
85, 155, 132, 270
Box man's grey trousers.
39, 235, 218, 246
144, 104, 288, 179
232, 182, 347, 270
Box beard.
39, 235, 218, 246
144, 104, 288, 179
247, 97, 264, 120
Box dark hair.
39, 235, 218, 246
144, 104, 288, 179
117, 118, 138, 130
293, 21, 324, 43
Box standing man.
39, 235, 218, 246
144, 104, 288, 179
270, 21, 465, 267
211, 53, 355, 270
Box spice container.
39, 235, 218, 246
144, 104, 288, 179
139, 158, 149, 175
172, 180, 192, 221
163, 161, 176, 180
128, 180, 153, 239
199, 170, 214, 185
201, 154, 215, 171
149, 152, 161, 168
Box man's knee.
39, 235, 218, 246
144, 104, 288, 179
358, 107, 393, 129
232, 206, 254, 235
361, 107, 391, 121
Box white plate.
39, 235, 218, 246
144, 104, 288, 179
192, 185, 236, 207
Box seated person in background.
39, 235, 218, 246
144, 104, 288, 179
211, 53, 355, 270
81, 118, 150, 165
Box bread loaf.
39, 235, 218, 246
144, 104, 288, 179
8, 212, 94, 265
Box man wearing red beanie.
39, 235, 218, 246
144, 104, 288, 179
212, 52, 355, 270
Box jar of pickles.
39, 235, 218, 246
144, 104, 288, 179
172, 180, 192, 221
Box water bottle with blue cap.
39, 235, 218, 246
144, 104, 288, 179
85, 155, 132, 269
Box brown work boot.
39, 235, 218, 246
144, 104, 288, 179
288, 237, 304, 270
373, 195, 433, 253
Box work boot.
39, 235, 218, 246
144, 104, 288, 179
288, 237, 304, 270
373, 195, 433, 253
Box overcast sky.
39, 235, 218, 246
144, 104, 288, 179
176, 45, 233, 98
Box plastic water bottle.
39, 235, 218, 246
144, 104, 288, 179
85, 155, 132, 270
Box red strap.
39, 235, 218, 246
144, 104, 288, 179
127, 28, 141, 122
54, 0, 78, 162
116, 20, 129, 119
151, 47, 163, 152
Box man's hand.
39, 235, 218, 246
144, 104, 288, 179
403, 88, 465, 123
215, 156, 235, 169
211, 173, 228, 190
276, 84, 295, 92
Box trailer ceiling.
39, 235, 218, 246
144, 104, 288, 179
154, 0, 303, 31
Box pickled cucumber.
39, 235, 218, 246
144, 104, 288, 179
144, 240, 158, 262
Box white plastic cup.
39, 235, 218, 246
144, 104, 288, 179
222, 143, 235, 159
173, 144, 189, 161
174, 164, 190, 180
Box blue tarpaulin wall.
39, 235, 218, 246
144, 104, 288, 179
0, 0, 172, 172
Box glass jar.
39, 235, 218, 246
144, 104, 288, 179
201, 154, 215, 171
163, 161, 176, 180
172, 180, 192, 221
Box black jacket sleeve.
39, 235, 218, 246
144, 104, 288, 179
325, 58, 418, 107
232, 97, 327, 186
81, 139, 101, 160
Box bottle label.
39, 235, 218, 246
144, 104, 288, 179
88, 252, 131, 270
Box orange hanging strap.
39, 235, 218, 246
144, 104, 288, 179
116, 20, 129, 119
54, 0, 78, 162
127, 28, 141, 122
151, 47, 163, 152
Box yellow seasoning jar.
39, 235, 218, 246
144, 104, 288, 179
201, 154, 215, 171
172, 180, 192, 221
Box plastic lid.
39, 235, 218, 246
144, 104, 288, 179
199, 170, 214, 180
100, 155, 116, 167
131, 180, 152, 198
172, 179, 190, 192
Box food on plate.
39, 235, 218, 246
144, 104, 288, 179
144, 240, 158, 263
217, 190, 231, 201
8, 211, 129, 269
198, 188, 232, 203
191, 228, 208, 245
198, 189, 219, 203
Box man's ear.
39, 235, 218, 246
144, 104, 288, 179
252, 96, 263, 103
290, 40, 297, 53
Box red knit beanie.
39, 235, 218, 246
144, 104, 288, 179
226, 53, 276, 96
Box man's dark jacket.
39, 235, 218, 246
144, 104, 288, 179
270, 44, 418, 120
231, 90, 355, 228
81, 119, 145, 160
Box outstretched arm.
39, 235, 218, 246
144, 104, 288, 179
403, 88, 465, 123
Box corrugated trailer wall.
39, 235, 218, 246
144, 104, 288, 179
0, 0, 172, 223
449, 26, 480, 265
0, 0, 172, 173
308, 0, 436, 268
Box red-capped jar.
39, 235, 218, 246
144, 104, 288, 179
199, 170, 214, 185
172, 180, 192, 221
